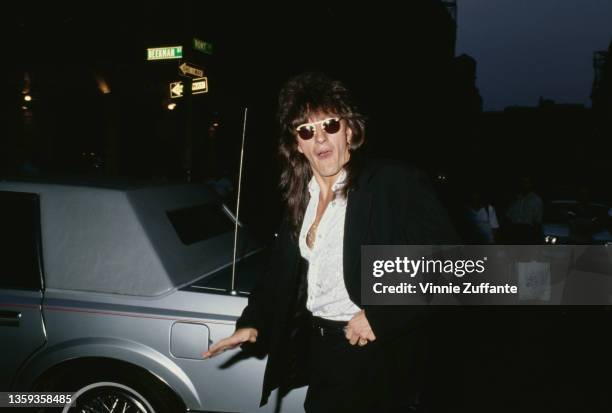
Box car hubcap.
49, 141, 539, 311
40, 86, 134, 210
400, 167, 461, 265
63, 382, 154, 413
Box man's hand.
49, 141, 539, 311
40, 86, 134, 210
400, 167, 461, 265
345, 310, 376, 346
203, 328, 258, 359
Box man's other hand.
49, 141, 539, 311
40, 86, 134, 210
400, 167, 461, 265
345, 310, 376, 346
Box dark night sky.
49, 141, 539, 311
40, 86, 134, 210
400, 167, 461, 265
457, 0, 612, 110
5, 2, 611, 183
8, 2, 612, 111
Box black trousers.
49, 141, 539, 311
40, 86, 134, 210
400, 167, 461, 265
304, 317, 419, 413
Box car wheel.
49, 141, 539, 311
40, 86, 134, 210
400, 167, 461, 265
38, 363, 184, 413
66, 381, 154, 412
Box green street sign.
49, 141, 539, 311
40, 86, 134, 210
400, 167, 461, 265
147, 46, 183, 61
193, 38, 213, 55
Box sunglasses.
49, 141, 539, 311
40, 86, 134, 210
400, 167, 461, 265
295, 117, 342, 140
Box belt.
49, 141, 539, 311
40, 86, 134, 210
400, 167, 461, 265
311, 316, 348, 337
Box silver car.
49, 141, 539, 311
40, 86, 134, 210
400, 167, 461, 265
0, 178, 306, 412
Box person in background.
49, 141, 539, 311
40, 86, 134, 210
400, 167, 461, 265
505, 176, 543, 244
465, 189, 499, 244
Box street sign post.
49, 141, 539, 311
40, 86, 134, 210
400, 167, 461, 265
179, 62, 204, 78
147, 46, 183, 61
193, 38, 213, 55
169, 77, 208, 98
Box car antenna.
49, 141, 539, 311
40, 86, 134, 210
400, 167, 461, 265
230, 107, 248, 296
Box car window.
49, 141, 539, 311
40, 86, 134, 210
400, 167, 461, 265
0, 191, 43, 290
184, 248, 269, 295
166, 203, 235, 245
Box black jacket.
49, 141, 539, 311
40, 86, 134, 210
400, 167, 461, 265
236, 158, 460, 406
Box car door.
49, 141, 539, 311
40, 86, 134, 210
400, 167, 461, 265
0, 191, 47, 390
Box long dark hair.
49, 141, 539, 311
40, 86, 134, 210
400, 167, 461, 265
277, 72, 366, 239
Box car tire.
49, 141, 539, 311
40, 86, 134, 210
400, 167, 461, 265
38, 363, 184, 413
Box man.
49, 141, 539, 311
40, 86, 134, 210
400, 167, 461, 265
205, 72, 458, 412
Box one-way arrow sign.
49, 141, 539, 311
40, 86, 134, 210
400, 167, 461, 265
170, 81, 184, 98
179, 62, 204, 78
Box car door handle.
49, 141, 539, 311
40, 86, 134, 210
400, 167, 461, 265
0, 310, 21, 327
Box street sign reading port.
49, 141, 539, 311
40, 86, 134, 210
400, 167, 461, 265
193, 38, 213, 55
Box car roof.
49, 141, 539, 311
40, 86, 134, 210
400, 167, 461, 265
549, 200, 609, 208
0, 178, 261, 297
1, 174, 175, 191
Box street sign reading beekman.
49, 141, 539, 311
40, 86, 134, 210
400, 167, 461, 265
147, 46, 183, 61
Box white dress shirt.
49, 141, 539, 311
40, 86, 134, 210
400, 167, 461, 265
298, 170, 361, 321
469, 204, 500, 243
